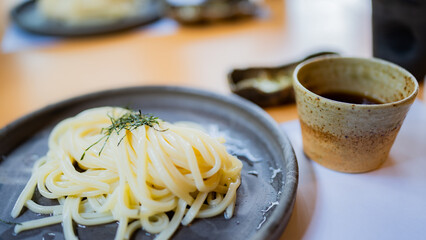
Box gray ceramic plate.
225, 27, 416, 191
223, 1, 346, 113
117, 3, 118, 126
11, 0, 163, 37
0, 86, 298, 240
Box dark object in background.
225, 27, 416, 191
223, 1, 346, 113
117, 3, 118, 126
166, 0, 259, 24
372, 0, 426, 81
11, 0, 164, 37
228, 52, 338, 107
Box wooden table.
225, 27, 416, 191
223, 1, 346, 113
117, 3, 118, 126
0, 0, 423, 128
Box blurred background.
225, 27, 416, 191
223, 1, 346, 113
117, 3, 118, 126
0, 0, 424, 127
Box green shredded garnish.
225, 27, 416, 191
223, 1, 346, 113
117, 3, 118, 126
0, 218, 21, 225
80, 109, 166, 160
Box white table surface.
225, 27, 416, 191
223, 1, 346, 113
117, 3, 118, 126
280, 100, 426, 240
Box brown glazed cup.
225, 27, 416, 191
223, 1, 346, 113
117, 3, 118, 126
293, 57, 419, 173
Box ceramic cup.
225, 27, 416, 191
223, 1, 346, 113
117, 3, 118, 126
293, 57, 419, 173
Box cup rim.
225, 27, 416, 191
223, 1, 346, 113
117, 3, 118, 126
292, 56, 419, 108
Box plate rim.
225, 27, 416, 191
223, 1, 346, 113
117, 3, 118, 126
0, 85, 298, 240
10, 0, 164, 37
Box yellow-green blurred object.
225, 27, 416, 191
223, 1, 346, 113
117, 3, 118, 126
228, 52, 338, 107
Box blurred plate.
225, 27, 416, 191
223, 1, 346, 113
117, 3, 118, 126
11, 0, 164, 37
0, 86, 298, 240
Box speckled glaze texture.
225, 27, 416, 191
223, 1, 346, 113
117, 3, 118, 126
293, 57, 418, 173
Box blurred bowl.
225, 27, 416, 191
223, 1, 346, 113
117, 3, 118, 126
166, 0, 260, 24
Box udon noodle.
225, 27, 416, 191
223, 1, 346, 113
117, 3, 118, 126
11, 107, 242, 240
38, 0, 148, 25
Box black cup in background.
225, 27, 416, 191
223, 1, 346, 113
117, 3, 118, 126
372, 0, 426, 81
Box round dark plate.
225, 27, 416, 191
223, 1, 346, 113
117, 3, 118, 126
0, 86, 298, 240
11, 0, 164, 37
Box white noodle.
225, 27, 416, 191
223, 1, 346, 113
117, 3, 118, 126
38, 0, 149, 25
11, 107, 242, 239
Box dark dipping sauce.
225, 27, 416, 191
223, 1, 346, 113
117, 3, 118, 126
320, 91, 383, 105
